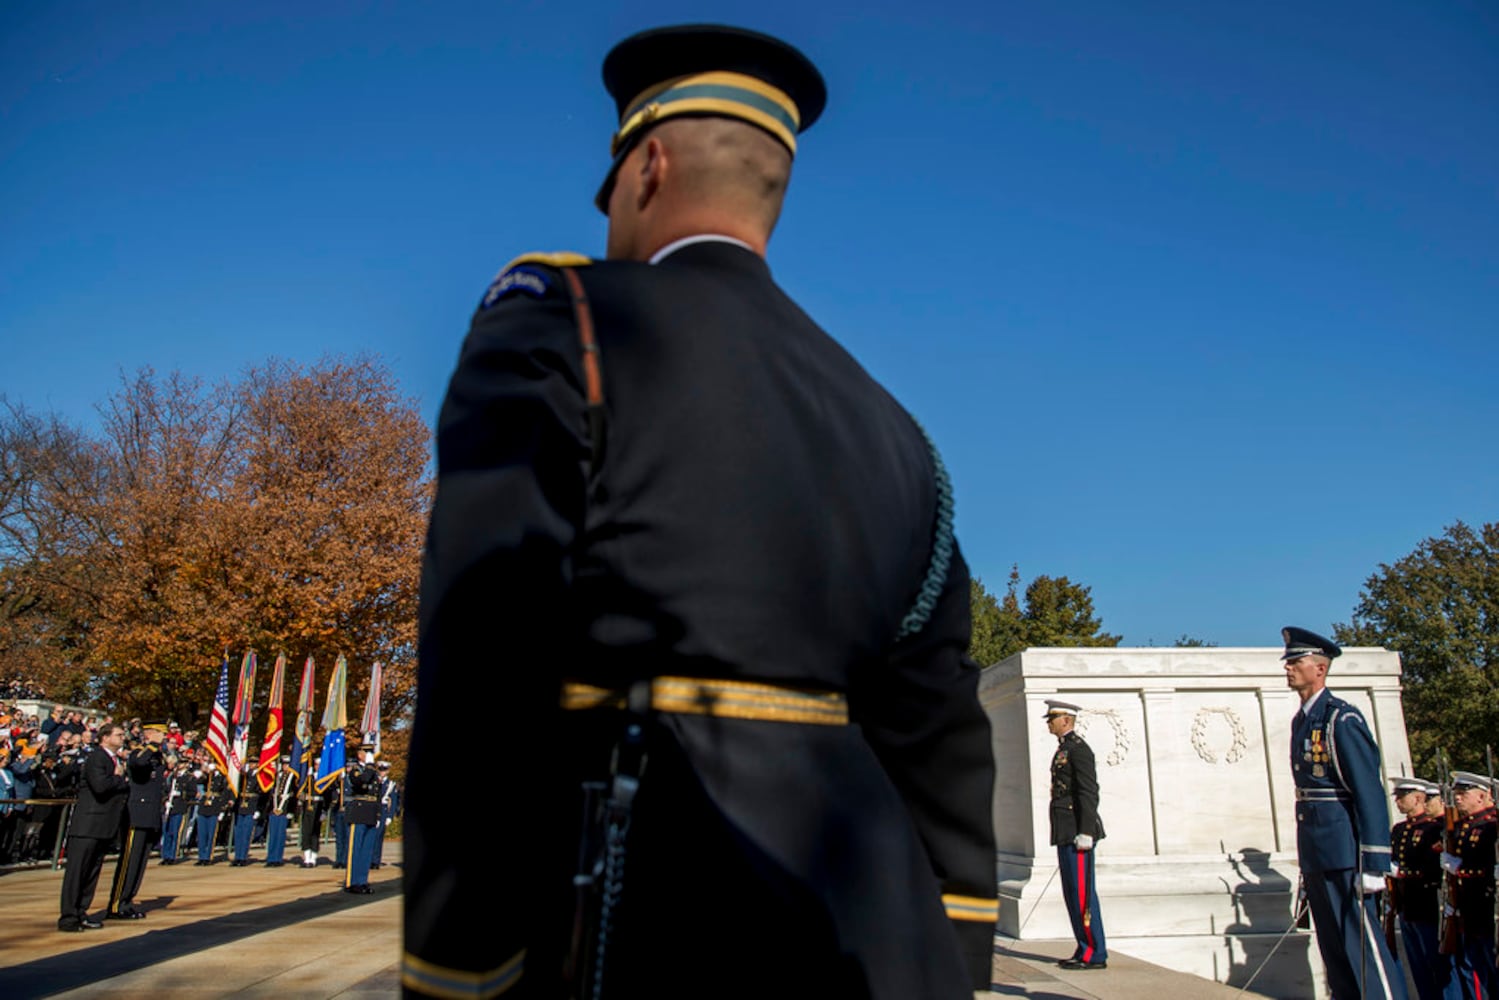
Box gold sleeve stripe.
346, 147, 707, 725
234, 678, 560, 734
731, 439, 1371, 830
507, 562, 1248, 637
562, 677, 848, 726
401, 949, 524, 999
942, 894, 999, 923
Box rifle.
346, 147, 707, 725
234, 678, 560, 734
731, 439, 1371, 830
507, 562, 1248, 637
1489, 744, 1497, 955
1382, 872, 1398, 953
1436, 749, 1463, 956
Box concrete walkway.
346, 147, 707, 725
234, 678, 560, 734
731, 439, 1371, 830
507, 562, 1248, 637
2, 844, 1281, 998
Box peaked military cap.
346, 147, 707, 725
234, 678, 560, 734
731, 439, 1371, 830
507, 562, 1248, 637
1388, 776, 1427, 796
1280, 626, 1341, 661
1041, 699, 1081, 720
594, 23, 827, 211
1451, 771, 1494, 793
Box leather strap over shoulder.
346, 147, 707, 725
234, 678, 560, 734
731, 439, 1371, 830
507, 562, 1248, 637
559, 268, 607, 473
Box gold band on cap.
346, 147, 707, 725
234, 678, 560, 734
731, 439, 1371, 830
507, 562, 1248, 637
610, 71, 801, 157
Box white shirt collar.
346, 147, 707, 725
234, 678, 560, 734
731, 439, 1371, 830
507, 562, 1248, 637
648, 234, 753, 265
1298, 688, 1326, 715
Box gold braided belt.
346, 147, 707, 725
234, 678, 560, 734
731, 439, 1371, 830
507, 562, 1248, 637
561, 676, 849, 726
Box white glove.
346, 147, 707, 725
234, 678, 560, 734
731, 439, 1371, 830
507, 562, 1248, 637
1387, 862, 1399, 877
1360, 873, 1385, 894
1074, 834, 1094, 851
253, 812, 260, 820
1440, 851, 1462, 874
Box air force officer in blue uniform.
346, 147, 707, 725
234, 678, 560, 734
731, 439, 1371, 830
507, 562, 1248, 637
1284, 626, 1406, 999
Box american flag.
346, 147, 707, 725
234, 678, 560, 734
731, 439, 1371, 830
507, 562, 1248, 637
204, 654, 232, 775
359, 660, 382, 758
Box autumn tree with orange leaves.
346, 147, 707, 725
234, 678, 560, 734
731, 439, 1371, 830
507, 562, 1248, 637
0, 356, 429, 728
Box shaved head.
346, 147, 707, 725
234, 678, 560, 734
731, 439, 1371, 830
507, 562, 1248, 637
607, 118, 793, 261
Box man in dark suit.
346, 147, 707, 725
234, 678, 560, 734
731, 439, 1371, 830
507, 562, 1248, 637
1283, 626, 1406, 999
1045, 699, 1108, 970
57, 722, 129, 931
403, 23, 998, 1000
105, 723, 168, 918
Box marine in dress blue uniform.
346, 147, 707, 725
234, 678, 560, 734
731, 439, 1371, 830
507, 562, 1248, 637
1044, 700, 1107, 970
403, 23, 998, 1000
1390, 778, 1461, 1000
1283, 626, 1407, 999
1441, 772, 1496, 1000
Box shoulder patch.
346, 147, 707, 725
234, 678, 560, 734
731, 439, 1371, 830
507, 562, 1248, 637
478, 251, 593, 311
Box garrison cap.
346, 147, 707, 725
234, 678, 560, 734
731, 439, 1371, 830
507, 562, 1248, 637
594, 24, 827, 212
1280, 626, 1341, 661
1451, 771, 1494, 793
1041, 699, 1081, 720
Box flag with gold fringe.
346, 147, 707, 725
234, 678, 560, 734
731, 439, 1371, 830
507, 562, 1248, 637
288, 655, 316, 780
314, 653, 348, 793
226, 649, 257, 795
254, 652, 287, 792
204, 653, 232, 776
359, 660, 382, 759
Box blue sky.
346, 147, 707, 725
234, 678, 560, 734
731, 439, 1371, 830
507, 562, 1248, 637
3, 1, 1495, 648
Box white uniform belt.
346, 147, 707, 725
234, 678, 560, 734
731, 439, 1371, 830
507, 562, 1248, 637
1295, 787, 1351, 801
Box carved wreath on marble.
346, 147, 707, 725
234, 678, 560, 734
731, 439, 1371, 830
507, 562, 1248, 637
1190, 707, 1249, 764
1075, 710, 1130, 767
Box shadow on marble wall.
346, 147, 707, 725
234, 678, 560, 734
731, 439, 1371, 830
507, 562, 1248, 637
1219, 847, 1311, 991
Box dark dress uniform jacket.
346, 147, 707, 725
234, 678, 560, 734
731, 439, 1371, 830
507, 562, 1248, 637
407, 241, 998, 999
1290, 691, 1392, 874
1390, 815, 1443, 922
1049, 731, 1104, 845
125, 747, 166, 830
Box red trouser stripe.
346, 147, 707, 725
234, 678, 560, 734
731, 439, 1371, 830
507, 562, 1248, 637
1077, 851, 1094, 963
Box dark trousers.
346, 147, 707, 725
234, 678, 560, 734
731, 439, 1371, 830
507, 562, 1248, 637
265, 813, 290, 863
346, 822, 377, 888
333, 808, 348, 866
1056, 844, 1106, 963
107, 826, 157, 913
1304, 869, 1407, 999
160, 813, 188, 861
196, 814, 220, 861
1457, 927, 1495, 1000
372, 818, 388, 865
59, 835, 110, 924
232, 812, 254, 861
1398, 916, 1460, 1000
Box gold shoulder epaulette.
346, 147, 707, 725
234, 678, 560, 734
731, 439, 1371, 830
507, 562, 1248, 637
501, 251, 593, 271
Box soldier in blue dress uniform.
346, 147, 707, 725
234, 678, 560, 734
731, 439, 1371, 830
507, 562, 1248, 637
1283, 626, 1407, 999
403, 23, 998, 1000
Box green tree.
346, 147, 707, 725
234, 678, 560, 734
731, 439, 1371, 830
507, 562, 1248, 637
969, 565, 1120, 666
1334, 520, 1499, 771
1174, 634, 1218, 647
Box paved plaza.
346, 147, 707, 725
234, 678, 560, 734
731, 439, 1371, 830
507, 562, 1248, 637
2, 842, 1277, 998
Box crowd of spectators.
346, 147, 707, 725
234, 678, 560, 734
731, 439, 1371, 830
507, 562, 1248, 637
0, 695, 200, 865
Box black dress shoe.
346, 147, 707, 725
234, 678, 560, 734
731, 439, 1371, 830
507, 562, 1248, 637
58, 922, 85, 933
344, 884, 373, 894
1060, 959, 1107, 970
80, 918, 104, 929
265, 861, 283, 867
107, 908, 146, 920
